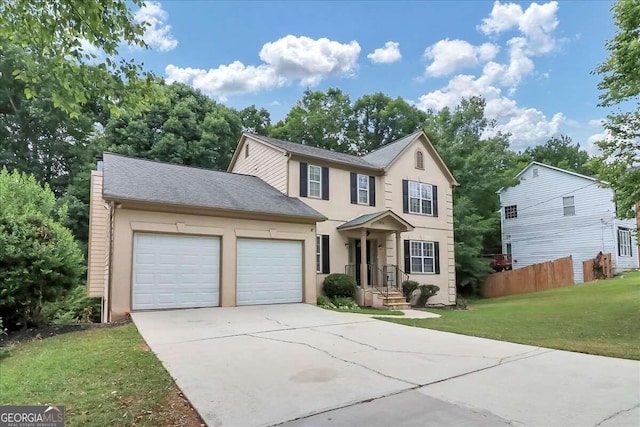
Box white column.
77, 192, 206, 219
396, 231, 402, 285
360, 228, 367, 289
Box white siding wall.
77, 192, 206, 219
500, 165, 638, 283
232, 138, 288, 193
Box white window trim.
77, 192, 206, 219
562, 196, 575, 216
408, 181, 433, 216
618, 228, 632, 257
308, 165, 322, 199
316, 235, 322, 272
357, 174, 369, 205
410, 240, 435, 274
505, 205, 518, 219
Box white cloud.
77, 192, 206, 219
166, 35, 360, 100
424, 39, 499, 77
259, 35, 361, 85
417, 1, 564, 149
134, 1, 178, 52
367, 41, 402, 64
479, 1, 559, 55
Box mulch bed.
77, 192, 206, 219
0, 320, 130, 347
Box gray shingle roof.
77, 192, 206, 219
247, 134, 380, 170
336, 210, 414, 230
337, 211, 389, 229
102, 153, 326, 221
361, 131, 422, 168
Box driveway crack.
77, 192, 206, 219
595, 403, 640, 426
246, 333, 419, 387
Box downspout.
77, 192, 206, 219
106, 201, 115, 322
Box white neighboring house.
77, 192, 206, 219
499, 162, 638, 283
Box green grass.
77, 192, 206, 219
382, 272, 640, 360
0, 324, 185, 426
329, 307, 404, 315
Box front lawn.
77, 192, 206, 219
381, 272, 640, 360
0, 324, 201, 426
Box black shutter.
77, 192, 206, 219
321, 167, 329, 200
369, 176, 376, 207
402, 180, 409, 213
350, 172, 357, 204
322, 235, 330, 274
434, 242, 440, 274
617, 229, 622, 256
404, 240, 411, 273
432, 185, 438, 217
300, 162, 308, 197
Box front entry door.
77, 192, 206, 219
355, 240, 372, 286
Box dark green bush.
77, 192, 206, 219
417, 284, 440, 306
42, 285, 101, 324
323, 274, 356, 298
0, 169, 84, 330
402, 280, 420, 301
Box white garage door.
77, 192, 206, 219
133, 234, 220, 310
236, 239, 303, 305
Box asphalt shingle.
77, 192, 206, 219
102, 153, 325, 221
247, 134, 381, 170
360, 131, 422, 168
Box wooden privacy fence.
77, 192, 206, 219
582, 252, 612, 283
481, 256, 574, 298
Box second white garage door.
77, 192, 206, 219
236, 239, 303, 305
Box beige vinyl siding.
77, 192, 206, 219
232, 138, 288, 193
87, 171, 109, 297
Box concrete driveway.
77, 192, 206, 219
132, 304, 640, 427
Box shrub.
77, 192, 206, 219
331, 297, 359, 310
402, 280, 420, 301
42, 285, 101, 324
323, 274, 356, 298
316, 295, 335, 309
0, 169, 84, 330
416, 284, 440, 306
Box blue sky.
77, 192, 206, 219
126, 1, 616, 153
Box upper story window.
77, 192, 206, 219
357, 174, 369, 204
402, 180, 438, 217
562, 196, 575, 216
350, 173, 375, 206
532, 167, 539, 177
505, 205, 518, 219
409, 181, 433, 215
415, 150, 424, 170
618, 228, 632, 257
308, 165, 322, 198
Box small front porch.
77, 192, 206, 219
337, 210, 414, 309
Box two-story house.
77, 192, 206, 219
499, 162, 639, 283
87, 131, 457, 322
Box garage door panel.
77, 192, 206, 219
133, 234, 220, 310
237, 239, 302, 306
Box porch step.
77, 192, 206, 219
384, 296, 408, 304
383, 302, 411, 310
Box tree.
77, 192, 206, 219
0, 0, 156, 116
0, 42, 100, 196
0, 169, 84, 330
270, 88, 357, 152
239, 106, 271, 135
424, 97, 518, 289
593, 0, 640, 219
352, 93, 428, 154
102, 83, 243, 170
523, 135, 595, 175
